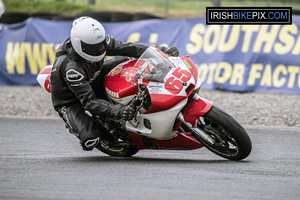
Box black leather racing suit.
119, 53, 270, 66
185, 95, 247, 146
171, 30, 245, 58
51, 36, 152, 150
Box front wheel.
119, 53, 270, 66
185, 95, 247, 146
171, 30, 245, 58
192, 106, 252, 161
96, 143, 139, 157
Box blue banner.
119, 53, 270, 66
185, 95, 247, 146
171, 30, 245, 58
1, 17, 300, 94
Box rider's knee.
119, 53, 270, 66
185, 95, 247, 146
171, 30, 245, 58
79, 126, 101, 151
80, 137, 100, 151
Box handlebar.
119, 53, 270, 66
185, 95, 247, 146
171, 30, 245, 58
128, 85, 148, 122
134, 61, 149, 80
129, 96, 141, 108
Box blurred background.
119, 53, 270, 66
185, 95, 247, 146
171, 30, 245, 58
0, 0, 300, 127
1, 0, 300, 24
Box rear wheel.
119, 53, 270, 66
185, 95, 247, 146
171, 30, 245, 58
192, 106, 252, 161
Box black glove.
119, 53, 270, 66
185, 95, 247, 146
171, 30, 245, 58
110, 104, 135, 121
120, 105, 135, 121
165, 46, 179, 57
158, 46, 179, 57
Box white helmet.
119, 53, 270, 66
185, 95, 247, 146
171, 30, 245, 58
70, 16, 106, 63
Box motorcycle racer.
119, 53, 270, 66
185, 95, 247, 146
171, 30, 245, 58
50, 16, 179, 151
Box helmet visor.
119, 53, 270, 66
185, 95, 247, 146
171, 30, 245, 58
81, 41, 106, 56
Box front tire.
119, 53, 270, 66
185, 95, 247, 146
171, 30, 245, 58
192, 106, 252, 161
96, 143, 139, 157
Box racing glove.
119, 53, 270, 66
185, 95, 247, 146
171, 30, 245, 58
165, 46, 180, 57
111, 104, 136, 121
158, 46, 180, 57
120, 106, 135, 120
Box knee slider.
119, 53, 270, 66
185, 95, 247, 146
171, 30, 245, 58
81, 137, 100, 151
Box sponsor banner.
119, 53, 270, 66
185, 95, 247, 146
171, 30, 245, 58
1, 17, 300, 95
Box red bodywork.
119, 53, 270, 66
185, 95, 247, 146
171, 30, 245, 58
104, 55, 213, 150
37, 53, 213, 150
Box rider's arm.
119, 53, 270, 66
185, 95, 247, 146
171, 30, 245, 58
62, 61, 120, 118
105, 35, 165, 58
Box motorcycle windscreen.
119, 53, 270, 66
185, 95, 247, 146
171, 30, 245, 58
127, 46, 175, 83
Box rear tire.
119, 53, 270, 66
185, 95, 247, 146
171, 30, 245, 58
192, 106, 252, 161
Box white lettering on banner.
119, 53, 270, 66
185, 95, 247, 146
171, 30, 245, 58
247, 64, 300, 88
5, 42, 60, 75
198, 62, 300, 89
198, 62, 245, 85
1, 17, 300, 95
218, 25, 240, 52
186, 24, 300, 55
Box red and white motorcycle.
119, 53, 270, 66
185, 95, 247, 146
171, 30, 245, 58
37, 46, 252, 160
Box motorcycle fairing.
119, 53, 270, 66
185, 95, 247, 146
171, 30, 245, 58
183, 95, 213, 127
127, 130, 202, 150
144, 62, 195, 112
37, 65, 52, 93
125, 99, 188, 140
104, 60, 140, 105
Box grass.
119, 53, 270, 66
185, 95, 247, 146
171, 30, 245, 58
3, 0, 300, 18
3, 0, 94, 16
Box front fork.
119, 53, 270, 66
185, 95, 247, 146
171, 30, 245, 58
176, 93, 215, 145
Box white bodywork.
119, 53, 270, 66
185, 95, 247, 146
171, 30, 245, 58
126, 99, 188, 140
36, 47, 202, 141
124, 46, 201, 140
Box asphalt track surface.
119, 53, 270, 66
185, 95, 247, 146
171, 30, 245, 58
0, 117, 299, 200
